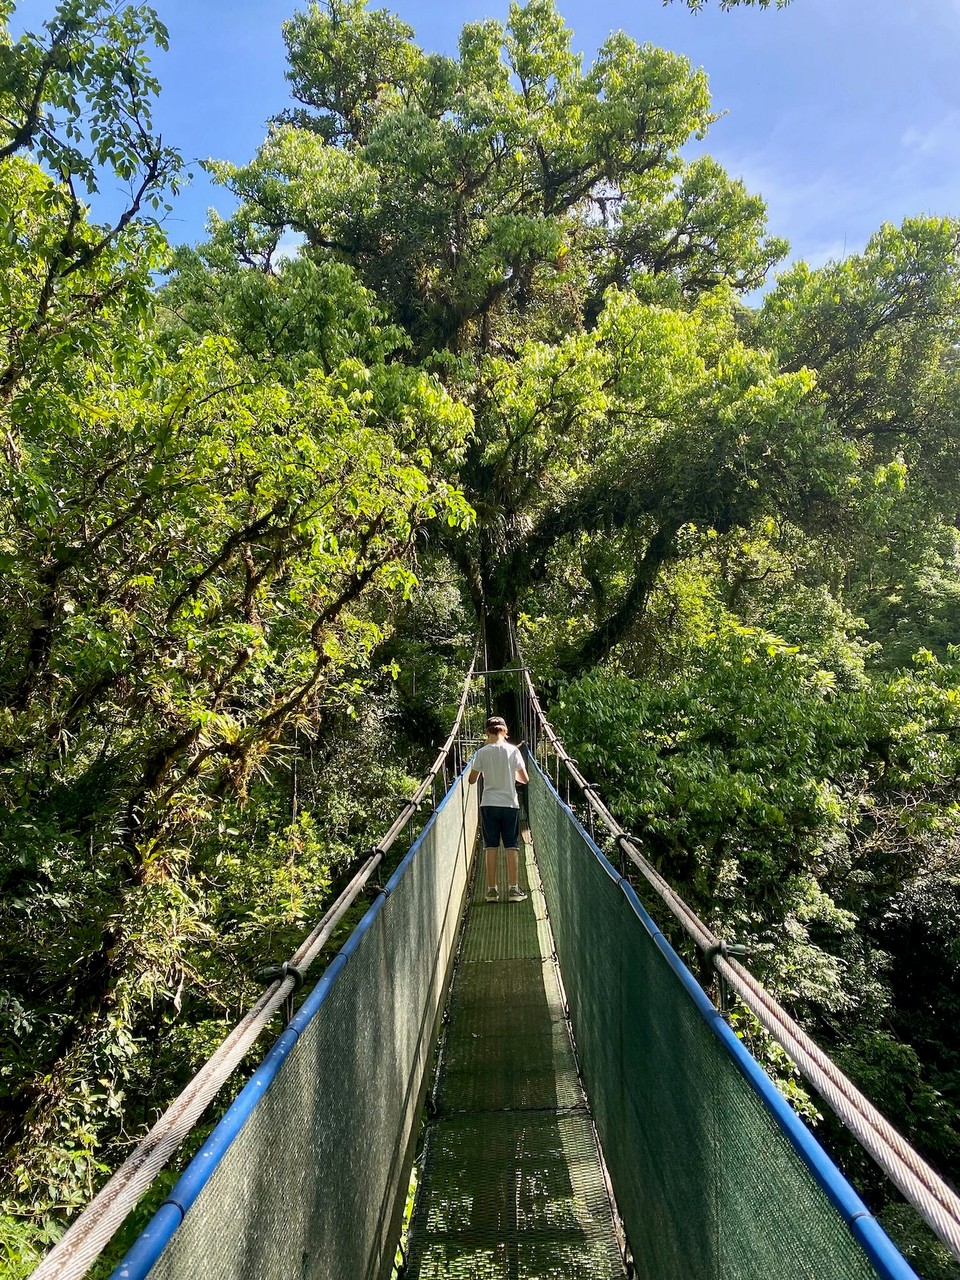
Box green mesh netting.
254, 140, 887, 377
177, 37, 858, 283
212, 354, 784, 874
146, 774, 478, 1280
527, 763, 887, 1280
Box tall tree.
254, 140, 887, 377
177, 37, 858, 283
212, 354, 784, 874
204, 0, 792, 673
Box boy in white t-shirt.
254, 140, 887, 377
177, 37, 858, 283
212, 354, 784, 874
468, 716, 530, 902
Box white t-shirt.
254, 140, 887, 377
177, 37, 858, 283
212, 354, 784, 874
470, 742, 525, 808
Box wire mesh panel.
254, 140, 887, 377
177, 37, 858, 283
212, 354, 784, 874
527, 761, 914, 1280
122, 774, 478, 1280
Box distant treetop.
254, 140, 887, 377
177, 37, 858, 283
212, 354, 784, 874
671, 0, 792, 9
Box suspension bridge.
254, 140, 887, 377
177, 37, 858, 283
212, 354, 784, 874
30, 663, 960, 1280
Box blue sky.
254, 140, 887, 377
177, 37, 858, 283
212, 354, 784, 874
10, 0, 960, 282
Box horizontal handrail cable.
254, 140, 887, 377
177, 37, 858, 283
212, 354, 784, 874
30, 653, 479, 1280
519, 665, 960, 1263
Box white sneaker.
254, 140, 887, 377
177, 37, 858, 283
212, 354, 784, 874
507, 885, 527, 903
485, 886, 499, 902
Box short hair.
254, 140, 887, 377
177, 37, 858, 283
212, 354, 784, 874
485, 716, 508, 734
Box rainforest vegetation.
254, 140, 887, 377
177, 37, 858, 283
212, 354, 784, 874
0, 0, 958, 1274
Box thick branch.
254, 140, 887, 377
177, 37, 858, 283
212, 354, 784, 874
558, 519, 683, 675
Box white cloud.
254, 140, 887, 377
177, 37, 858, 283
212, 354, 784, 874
900, 111, 960, 162
708, 145, 864, 230
799, 238, 857, 270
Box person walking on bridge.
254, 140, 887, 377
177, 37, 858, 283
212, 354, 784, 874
468, 715, 529, 902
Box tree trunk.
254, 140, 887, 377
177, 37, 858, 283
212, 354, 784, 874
481, 600, 522, 733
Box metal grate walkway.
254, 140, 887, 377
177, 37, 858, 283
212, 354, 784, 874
404, 830, 625, 1279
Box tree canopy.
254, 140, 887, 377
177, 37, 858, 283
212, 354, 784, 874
205, 0, 790, 675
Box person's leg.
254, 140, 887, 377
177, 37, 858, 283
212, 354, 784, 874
502, 810, 526, 900
481, 807, 501, 898
505, 845, 519, 887
486, 845, 499, 889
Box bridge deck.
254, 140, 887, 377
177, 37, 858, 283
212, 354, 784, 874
404, 831, 625, 1280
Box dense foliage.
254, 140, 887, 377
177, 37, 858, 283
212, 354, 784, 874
0, 0, 957, 1276
0, 2, 471, 1267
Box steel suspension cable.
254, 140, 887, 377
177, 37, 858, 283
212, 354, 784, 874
31, 655, 479, 1280
520, 665, 960, 1263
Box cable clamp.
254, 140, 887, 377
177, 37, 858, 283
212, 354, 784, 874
701, 941, 728, 976
367, 846, 391, 897
614, 831, 634, 871
701, 940, 747, 972
699, 941, 749, 1014
254, 960, 305, 991
254, 961, 305, 1027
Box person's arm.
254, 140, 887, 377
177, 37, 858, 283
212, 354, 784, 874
468, 767, 481, 785
514, 746, 529, 785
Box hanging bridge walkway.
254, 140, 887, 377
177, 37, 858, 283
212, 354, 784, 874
31, 666, 960, 1280
405, 830, 623, 1279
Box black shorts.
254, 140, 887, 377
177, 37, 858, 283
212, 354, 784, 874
481, 805, 520, 849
